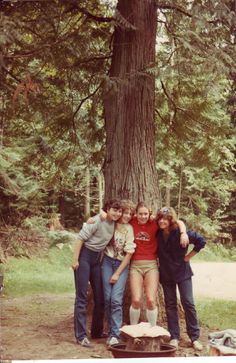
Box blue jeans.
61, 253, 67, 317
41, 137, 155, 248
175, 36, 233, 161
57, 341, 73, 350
162, 278, 200, 342
74, 246, 104, 340
101, 255, 129, 338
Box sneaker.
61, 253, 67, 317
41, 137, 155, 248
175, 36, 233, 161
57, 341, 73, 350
107, 336, 119, 346
169, 339, 179, 349
77, 337, 93, 348
193, 340, 203, 351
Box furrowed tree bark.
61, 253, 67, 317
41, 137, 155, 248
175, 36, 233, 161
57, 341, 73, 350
102, 0, 167, 326
103, 0, 160, 211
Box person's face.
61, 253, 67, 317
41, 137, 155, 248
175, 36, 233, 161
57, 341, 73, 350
119, 208, 133, 224
107, 207, 123, 221
136, 206, 150, 224
158, 217, 170, 230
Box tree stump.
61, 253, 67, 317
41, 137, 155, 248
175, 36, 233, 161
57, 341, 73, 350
125, 336, 161, 351
120, 323, 170, 352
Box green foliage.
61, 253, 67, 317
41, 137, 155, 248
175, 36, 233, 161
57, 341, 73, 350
196, 298, 236, 330
0, 0, 235, 248
3, 245, 74, 296
155, 2, 235, 240
193, 243, 236, 262
47, 230, 77, 247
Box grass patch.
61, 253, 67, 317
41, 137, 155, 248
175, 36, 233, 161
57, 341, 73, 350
196, 298, 236, 330
3, 245, 75, 297
193, 243, 236, 262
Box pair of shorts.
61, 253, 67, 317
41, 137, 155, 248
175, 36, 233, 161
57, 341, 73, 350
129, 260, 159, 277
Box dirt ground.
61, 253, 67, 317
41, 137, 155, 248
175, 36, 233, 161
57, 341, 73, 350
1, 293, 211, 360
3, 262, 235, 360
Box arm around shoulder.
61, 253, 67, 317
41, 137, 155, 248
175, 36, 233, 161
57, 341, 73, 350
77, 217, 99, 241
177, 219, 189, 247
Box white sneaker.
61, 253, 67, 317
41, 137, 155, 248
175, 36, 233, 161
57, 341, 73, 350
107, 336, 119, 346
169, 339, 179, 349
193, 340, 203, 351
77, 337, 93, 348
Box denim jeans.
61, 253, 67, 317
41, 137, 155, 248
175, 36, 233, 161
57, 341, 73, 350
101, 254, 129, 338
74, 246, 104, 340
162, 278, 200, 342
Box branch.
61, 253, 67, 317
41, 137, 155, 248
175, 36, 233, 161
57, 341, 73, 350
66, 54, 112, 69
155, 108, 166, 123
157, 2, 192, 18
158, 2, 227, 25
72, 83, 102, 120
1, 65, 21, 83
65, 2, 114, 23
160, 80, 186, 113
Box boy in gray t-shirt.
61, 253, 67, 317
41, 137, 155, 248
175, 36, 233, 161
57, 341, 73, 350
72, 199, 122, 348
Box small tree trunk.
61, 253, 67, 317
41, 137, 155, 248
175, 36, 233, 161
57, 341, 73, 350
84, 167, 90, 218
97, 171, 104, 211
58, 193, 65, 227
177, 167, 183, 218
165, 173, 171, 207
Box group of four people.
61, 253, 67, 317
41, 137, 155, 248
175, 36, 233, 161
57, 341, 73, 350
72, 199, 205, 351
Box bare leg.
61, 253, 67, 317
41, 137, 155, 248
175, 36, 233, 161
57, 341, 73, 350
129, 272, 143, 324
144, 270, 159, 326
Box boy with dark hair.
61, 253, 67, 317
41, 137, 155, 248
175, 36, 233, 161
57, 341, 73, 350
72, 199, 122, 348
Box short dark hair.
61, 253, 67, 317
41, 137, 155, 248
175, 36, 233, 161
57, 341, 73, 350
103, 199, 122, 212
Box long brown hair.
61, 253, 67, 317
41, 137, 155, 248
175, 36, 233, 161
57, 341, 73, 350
156, 206, 178, 230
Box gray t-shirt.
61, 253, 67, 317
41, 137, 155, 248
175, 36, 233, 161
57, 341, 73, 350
77, 215, 115, 252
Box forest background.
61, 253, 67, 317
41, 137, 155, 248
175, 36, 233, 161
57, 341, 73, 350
0, 0, 235, 258
0, 0, 236, 360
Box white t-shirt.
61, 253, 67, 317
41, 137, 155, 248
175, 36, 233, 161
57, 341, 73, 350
104, 223, 136, 261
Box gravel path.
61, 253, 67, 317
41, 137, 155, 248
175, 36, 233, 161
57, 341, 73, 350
191, 262, 236, 301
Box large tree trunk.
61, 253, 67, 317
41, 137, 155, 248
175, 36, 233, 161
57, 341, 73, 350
103, 0, 160, 211
103, 0, 165, 326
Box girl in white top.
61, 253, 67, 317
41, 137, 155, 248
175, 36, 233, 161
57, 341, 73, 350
89, 200, 136, 347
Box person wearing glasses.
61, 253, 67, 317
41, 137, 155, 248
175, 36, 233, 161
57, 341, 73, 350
156, 206, 206, 351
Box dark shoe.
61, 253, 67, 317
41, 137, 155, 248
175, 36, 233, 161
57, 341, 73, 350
77, 337, 93, 348
91, 332, 108, 339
